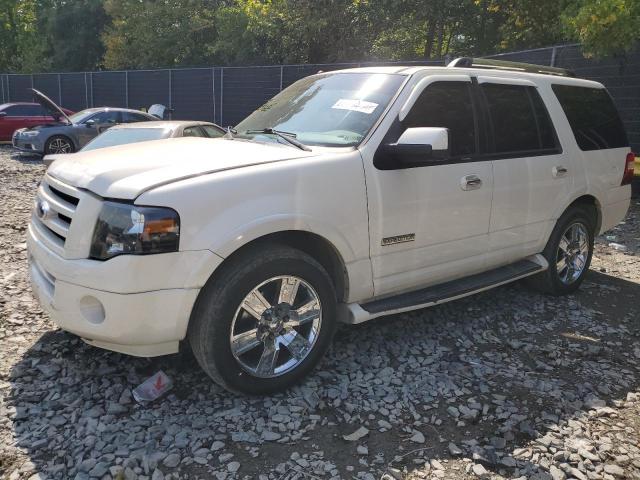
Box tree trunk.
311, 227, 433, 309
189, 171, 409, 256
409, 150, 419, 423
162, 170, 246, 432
436, 22, 445, 58
424, 21, 436, 59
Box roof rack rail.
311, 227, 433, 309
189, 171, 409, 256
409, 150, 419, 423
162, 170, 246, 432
447, 57, 575, 78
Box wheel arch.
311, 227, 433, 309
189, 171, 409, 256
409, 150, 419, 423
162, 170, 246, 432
206, 230, 350, 304
566, 194, 602, 234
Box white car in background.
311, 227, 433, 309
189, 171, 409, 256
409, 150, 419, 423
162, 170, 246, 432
43, 121, 226, 166
28, 58, 634, 394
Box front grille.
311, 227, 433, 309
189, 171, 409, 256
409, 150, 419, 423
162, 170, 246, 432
32, 175, 81, 256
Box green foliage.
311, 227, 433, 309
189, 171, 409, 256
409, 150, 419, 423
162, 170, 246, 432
103, 0, 219, 69
563, 0, 640, 58
0, 0, 638, 73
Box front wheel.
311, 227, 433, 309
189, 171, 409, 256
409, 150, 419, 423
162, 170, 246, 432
44, 135, 75, 154
527, 205, 595, 295
188, 245, 337, 394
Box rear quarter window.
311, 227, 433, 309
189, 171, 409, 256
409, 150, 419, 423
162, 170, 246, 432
552, 85, 628, 151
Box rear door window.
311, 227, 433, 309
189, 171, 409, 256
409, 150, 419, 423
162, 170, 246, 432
481, 83, 558, 155
87, 111, 121, 124
121, 111, 152, 123
201, 125, 224, 138
552, 84, 628, 151
183, 126, 206, 137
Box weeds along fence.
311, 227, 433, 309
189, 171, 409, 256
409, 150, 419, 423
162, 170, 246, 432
1, 44, 638, 151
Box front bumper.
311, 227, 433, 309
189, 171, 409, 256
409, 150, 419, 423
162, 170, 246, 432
12, 134, 44, 154
27, 223, 223, 357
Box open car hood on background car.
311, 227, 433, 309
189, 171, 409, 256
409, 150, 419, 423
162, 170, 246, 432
30, 88, 72, 124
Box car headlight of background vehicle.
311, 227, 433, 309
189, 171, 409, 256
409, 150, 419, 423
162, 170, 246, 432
90, 202, 180, 260
21, 131, 40, 137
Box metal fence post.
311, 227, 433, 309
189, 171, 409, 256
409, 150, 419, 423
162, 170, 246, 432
168, 69, 172, 110
30, 74, 34, 90
90, 72, 94, 107
550, 46, 558, 67
57, 73, 62, 104
125, 71, 129, 108
280, 65, 283, 91
84, 73, 89, 108
212, 67, 216, 123
220, 67, 224, 126
0, 75, 4, 103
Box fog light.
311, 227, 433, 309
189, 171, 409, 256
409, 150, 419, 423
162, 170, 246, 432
79, 296, 105, 325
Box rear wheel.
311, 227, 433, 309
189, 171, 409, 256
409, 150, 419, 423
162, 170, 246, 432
188, 244, 337, 394
44, 135, 75, 154
527, 205, 596, 295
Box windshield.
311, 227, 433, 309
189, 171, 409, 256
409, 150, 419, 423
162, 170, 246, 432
81, 128, 171, 152
235, 72, 405, 147
69, 109, 99, 124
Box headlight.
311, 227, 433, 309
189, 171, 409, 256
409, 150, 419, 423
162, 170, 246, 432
90, 202, 180, 260
22, 131, 39, 137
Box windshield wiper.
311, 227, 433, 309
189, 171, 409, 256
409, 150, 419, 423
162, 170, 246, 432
245, 128, 311, 151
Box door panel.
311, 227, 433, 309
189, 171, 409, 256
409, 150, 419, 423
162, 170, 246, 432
480, 80, 572, 264
363, 78, 493, 297
490, 152, 571, 262
367, 161, 493, 295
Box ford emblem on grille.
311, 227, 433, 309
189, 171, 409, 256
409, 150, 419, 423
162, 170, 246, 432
36, 199, 51, 220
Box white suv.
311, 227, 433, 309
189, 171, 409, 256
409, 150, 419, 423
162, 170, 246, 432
28, 58, 634, 394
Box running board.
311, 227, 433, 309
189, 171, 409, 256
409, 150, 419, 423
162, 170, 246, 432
345, 255, 547, 324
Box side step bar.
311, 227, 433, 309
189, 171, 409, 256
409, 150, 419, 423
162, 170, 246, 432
345, 255, 547, 324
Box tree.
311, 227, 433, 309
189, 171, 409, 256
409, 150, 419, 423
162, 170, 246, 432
563, 0, 640, 58
35, 0, 109, 72
0, 0, 40, 72
102, 0, 220, 69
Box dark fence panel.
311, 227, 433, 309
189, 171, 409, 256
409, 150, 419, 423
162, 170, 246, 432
91, 71, 126, 108
7, 75, 32, 102
128, 70, 170, 112
221, 66, 281, 126
32, 74, 60, 104
171, 68, 214, 122
60, 73, 87, 112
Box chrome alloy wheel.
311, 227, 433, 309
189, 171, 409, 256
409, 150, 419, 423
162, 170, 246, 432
230, 276, 322, 378
556, 221, 590, 285
49, 138, 72, 153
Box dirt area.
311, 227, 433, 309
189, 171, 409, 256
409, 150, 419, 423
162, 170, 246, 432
1, 146, 639, 480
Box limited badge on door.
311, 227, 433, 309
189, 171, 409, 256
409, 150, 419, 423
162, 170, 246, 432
381, 233, 416, 246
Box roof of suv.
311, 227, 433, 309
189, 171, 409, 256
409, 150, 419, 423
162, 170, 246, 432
328, 65, 603, 89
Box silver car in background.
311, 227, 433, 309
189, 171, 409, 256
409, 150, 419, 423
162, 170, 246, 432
12, 89, 160, 155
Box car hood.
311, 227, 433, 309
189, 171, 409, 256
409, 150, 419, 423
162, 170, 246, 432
47, 137, 317, 200
31, 88, 72, 124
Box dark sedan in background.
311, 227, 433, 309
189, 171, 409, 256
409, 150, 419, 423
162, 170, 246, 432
12, 89, 159, 155
0, 102, 74, 142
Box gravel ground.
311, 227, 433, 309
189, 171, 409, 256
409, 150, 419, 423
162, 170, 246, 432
1, 146, 639, 480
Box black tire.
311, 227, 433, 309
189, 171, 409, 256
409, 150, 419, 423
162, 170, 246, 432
44, 135, 75, 154
527, 205, 596, 295
188, 244, 337, 394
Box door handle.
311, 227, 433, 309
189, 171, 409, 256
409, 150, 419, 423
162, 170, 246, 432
461, 175, 482, 191
553, 166, 568, 178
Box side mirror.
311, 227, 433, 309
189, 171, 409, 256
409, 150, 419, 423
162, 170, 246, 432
85, 119, 95, 128
383, 127, 449, 166
0, 111, 6, 118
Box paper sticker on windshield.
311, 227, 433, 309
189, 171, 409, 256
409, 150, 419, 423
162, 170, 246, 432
332, 99, 378, 114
